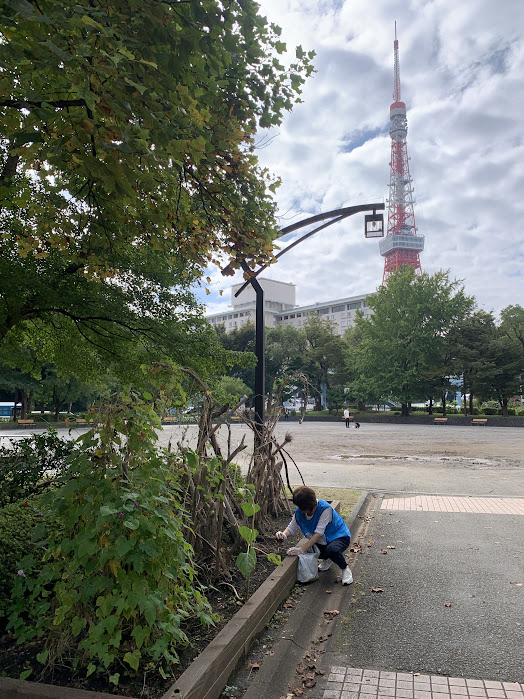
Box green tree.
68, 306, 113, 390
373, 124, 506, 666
300, 314, 347, 411
265, 325, 306, 408
350, 268, 473, 416
0, 0, 313, 278
500, 305, 524, 355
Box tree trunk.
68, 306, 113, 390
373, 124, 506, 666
501, 397, 508, 417
428, 397, 433, 415
441, 392, 447, 417
401, 403, 409, 417
469, 392, 474, 416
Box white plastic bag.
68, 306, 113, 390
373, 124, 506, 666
297, 545, 320, 583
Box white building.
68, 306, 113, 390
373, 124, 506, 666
206, 279, 374, 335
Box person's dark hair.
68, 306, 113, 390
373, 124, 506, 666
292, 486, 317, 511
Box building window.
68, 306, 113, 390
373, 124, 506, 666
297, 320, 302, 325
222, 316, 227, 321
296, 313, 302, 318
229, 322, 233, 327
341, 320, 346, 326
239, 313, 244, 317
228, 314, 233, 319
332, 305, 345, 313
348, 302, 361, 310
317, 308, 329, 315
284, 315, 288, 320
289, 314, 295, 319
234, 313, 238, 318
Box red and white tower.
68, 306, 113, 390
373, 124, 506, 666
380, 24, 424, 283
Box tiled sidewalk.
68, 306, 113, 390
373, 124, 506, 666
322, 668, 524, 699
380, 496, 524, 515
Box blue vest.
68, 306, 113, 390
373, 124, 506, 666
294, 500, 350, 543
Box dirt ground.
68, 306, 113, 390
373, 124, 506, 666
158, 421, 524, 497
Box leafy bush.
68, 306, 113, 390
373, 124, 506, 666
7, 395, 215, 684
0, 429, 76, 506
507, 408, 516, 416
483, 407, 499, 415
0, 495, 62, 625
518, 410, 524, 417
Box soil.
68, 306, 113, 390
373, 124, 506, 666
0, 513, 299, 698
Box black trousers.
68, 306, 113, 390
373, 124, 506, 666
317, 535, 351, 569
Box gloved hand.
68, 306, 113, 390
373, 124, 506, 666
286, 546, 303, 556
275, 531, 287, 543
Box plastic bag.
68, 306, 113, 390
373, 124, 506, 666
297, 545, 320, 583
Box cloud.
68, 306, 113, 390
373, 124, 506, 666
200, 0, 524, 319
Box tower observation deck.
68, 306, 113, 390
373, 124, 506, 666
380, 24, 424, 283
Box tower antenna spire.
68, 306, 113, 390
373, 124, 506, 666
379, 24, 424, 283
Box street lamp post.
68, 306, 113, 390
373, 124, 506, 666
223, 203, 385, 440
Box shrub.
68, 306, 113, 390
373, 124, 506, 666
518, 410, 524, 417
483, 407, 499, 415
507, 408, 516, 416
7, 394, 215, 684
0, 495, 62, 625
0, 429, 76, 506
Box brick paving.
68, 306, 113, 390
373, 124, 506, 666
322, 668, 524, 699
380, 496, 524, 515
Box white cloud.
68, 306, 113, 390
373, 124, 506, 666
200, 0, 524, 318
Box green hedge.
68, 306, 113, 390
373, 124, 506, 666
0, 495, 60, 625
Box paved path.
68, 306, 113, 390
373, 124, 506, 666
309, 494, 524, 699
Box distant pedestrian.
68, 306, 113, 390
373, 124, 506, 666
284, 408, 289, 421
354, 420, 360, 429
343, 407, 351, 428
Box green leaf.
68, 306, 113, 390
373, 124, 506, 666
131, 624, 149, 649
123, 519, 139, 530
81, 15, 103, 29
186, 450, 198, 471
19, 669, 32, 681
86, 663, 97, 678
123, 649, 141, 671
238, 526, 258, 545
100, 505, 118, 517
142, 390, 153, 400
109, 673, 120, 686
36, 650, 49, 664
236, 550, 256, 579
267, 553, 282, 566
241, 501, 260, 517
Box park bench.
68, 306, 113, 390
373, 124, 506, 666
162, 416, 178, 424
75, 418, 88, 426
433, 417, 448, 424
230, 415, 242, 422
17, 419, 35, 428
472, 418, 488, 425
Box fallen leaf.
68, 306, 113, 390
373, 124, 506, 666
325, 589, 332, 594
303, 678, 317, 689
283, 602, 294, 608
292, 688, 304, 696
248, 662, 260, 671
387, 545, 396, 549
315, 669, 326, 676
444, 603, 452, 608
323, 609, 340, 619
510, 582, 523, 586
380, 549, 388, 554
371, 587, 384, 593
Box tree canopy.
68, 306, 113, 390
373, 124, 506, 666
0, 0, 314, 381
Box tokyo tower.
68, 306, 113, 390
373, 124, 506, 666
380, 23, 424, 283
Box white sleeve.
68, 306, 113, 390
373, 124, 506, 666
286, 513, 299, 535
314, 507, 333, 535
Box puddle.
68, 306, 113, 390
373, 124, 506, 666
329, 454, 518, 469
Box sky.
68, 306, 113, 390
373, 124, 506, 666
199, 0, 524, 319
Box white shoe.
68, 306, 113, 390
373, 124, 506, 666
341, 567, 353, 585
318, 559, 332, 572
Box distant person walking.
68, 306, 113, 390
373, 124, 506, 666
343, 407, 351, 428
284, 408, 289, 421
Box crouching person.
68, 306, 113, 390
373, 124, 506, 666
276, 486, 353, 585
